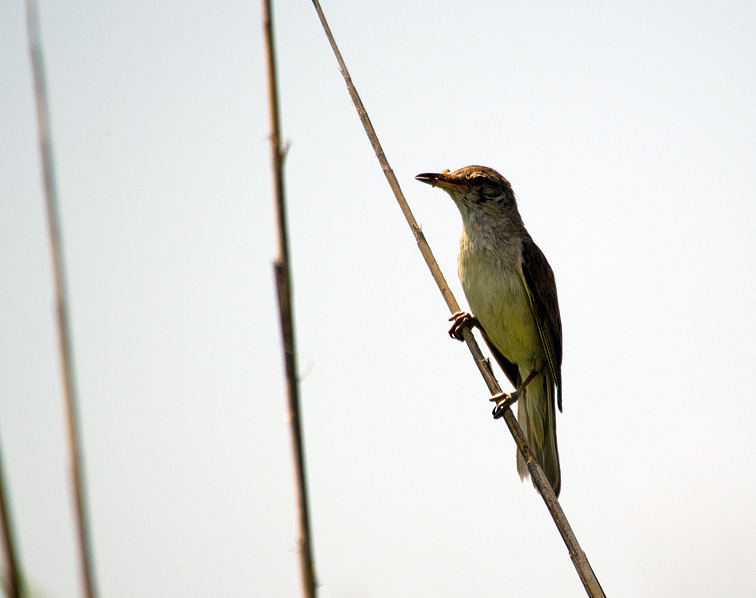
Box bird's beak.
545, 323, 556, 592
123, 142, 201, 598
415, 170, 466, 190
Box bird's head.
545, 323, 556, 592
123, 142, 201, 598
415, 165, 515, 205
415, 165, 522, 228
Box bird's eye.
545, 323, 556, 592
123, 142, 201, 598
469, 175, 487, 188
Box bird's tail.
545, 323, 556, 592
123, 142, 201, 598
516, 373, 561, 497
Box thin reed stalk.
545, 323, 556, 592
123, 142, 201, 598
262, 1, 318, 597
0, 438, 23, 598
307, 2, 606, 596
25, 2, 99, 597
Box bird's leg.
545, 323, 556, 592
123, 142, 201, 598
517, 369, 538, 393
491, 369, 538, 419
448, 311, 479, 341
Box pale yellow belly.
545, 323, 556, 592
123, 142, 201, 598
459, 252, 544, 371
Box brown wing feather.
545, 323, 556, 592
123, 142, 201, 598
520, 236, 563, 411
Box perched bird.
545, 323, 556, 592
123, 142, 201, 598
416, 166, 563, 496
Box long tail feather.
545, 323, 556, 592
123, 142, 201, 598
516, 373, 561, 496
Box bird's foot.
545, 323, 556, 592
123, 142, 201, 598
448, 311, 479, 341
491, 370, 537, 419
491, 391, 520, 419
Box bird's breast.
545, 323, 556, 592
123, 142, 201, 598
458, 235, 544, 369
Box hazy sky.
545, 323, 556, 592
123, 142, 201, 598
2, 0, 756, 597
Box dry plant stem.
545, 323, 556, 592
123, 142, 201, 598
263, 1, 318, 597
25, 2, 99, 598
0, 441, 23, 598
308, 1, 605, 596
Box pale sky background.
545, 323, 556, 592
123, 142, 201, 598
2, 0, 756, 597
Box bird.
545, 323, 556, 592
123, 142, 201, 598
415, 166, 563, 496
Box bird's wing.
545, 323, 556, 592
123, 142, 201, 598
520, 236, 563, 411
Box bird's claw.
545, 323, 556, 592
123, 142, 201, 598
491, 391, 520, 419
448, 311, 478, 341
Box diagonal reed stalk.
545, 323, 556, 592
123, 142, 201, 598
308, 1, 606, 596
0, 437, 23, 598
263, 1, 318, 597
25, 1, 99, 597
